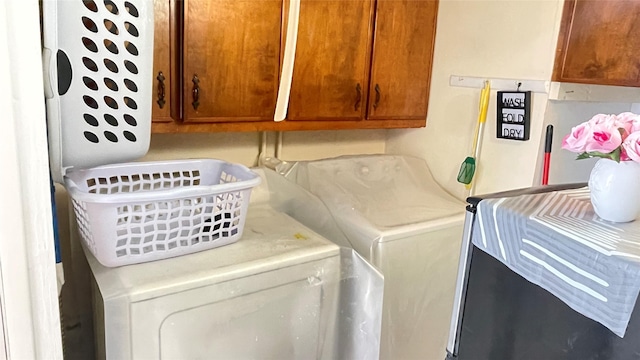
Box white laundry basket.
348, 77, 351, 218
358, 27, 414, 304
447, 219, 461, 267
65, 159, 261, 267
42, 0, 154, 182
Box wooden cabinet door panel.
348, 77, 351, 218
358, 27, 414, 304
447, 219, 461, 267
152, 0, 173, 123
183, 0, 282, 122
288, 0, 373, 121
367, 0, 437, 120
553, 0, 640, 86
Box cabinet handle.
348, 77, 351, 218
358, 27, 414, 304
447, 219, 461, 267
373, 84, 381, 109
354, 83, 362, 111
192, 74, 200, 110
156, 71, 166, 109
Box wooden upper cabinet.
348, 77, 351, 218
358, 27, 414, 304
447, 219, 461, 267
151, 0, 437, 132
367, 0, 438, 120
182, 0, 283, 122
288, 0, 373, 121
151, 0, 176, 123
553, 0, 640, 87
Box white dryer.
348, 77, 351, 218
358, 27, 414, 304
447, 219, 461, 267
88, 200, 344, 359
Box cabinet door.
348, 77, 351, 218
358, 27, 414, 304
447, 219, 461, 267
151, 0, 175, 123
288, 0, 373, 121
553, 0, 640, 86
367, 0, 438, 120
183, 0, 282, 122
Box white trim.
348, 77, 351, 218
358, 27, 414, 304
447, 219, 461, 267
449, 75, 550, 93
0, 0, 63, 359
548, 81, 640, 102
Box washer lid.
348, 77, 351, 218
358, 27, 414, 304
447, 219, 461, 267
87, 205, 340, 302
290, 154, 466, 229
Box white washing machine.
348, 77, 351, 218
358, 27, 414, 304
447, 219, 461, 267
272, 155, 466, 360
87, 178, 348, 359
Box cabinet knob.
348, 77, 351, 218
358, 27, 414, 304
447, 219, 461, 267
355, 83, 362, 111
373, 84, 381, 110
192, 74, 200, 110
156, 71, 166, 109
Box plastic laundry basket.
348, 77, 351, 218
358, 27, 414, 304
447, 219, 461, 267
65, 159, 261, 267
42, 0, 154, 183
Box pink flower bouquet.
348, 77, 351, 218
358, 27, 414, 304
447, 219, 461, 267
562, 112, 640, 163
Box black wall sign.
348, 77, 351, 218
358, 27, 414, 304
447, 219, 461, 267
497, 91, 531, 141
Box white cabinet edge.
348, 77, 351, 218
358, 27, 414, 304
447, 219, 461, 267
449, 76, 640, 103
274, 0, 301, 121
548, 82, 640, 103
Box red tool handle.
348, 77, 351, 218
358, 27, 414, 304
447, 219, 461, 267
542, 125, 553, 185
542, 153, 551, 185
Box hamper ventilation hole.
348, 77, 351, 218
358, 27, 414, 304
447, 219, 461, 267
104, 131, 118, 143
124, 2, 139, 17
104, 0, 119, 14
104, 19, 119, 35
104, 96, 119, 109
104, 77, 118, 91
84, 131, 99, 143
83, 95, 99, 109
84, 114, 99, 127
104, 114, 118, 126
82, 17, 98, 33
82, 76, 98, 91
123, 131, 137, 142
104, 58, 119, 73
83, 0, 98, 12
124, 60, 138, 74
124, 97, 137, 110
104, 39, 119, 54
124, 114, 137, 126
125, 22, 139, 37
124, 79, 138, 92
82, 37, 98, 52
124, 41, 138, 56
82, 57, 98, 72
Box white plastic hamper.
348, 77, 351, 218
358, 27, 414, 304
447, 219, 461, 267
65, 159, 261, 267
42, 0, 154, 182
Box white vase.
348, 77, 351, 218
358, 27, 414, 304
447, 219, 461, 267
588, 158, 640, 222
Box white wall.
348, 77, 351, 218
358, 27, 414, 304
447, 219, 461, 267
387, 0, 565, 199
140, 132, 263, 164
542, 101, 633, 185
279, 130, 386, 160
141, 130, 387, 165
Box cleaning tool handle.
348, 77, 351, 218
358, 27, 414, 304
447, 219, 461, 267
542, 124, 553, 185
465, 81, 491, 190
544, 124, 554, 153
478, 82, 490, 124
470, 81, 491, 153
